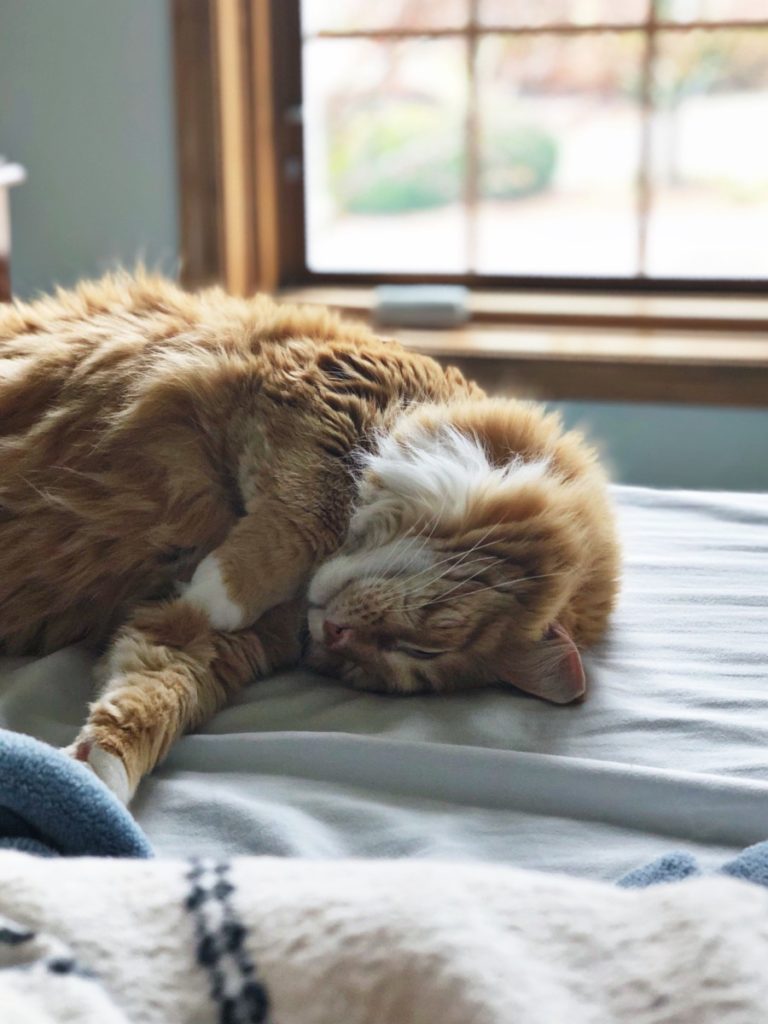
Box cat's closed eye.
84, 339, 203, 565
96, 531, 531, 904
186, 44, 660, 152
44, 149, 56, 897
397, 645, 444, 660
377, 635, 444, 659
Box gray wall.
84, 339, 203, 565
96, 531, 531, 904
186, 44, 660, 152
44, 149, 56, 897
551, 401, 768, 492
1, 0, 766, 492
0, 0, 178, 297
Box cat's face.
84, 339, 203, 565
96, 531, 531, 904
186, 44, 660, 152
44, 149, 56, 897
304, 530, 574, 698
304, 410, 600, 703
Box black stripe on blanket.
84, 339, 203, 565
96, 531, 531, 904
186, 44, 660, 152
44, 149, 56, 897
185, 859, 270, 1024
0, 924, 34, 946
1, 916, 97, 978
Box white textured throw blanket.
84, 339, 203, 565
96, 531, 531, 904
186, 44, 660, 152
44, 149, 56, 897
1, 852, 767, 1024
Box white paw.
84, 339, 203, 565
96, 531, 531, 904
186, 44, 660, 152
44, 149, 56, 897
65, 742, 132, 805
181, 553, 244, 630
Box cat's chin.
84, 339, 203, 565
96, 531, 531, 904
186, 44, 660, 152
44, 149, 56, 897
303, 643, 393, 694
302, 641, 345, 678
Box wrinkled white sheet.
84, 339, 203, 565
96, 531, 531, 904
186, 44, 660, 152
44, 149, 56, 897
2, 485, 767, 880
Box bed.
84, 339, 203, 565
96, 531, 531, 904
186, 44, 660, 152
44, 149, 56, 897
2, 483, 767, 882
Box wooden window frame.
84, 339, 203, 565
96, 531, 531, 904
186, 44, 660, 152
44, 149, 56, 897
173, 0, 302, 294
172, 0, 768, 406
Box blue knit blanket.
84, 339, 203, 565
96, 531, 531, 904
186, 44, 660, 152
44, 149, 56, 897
619, 842, 768, 889
0, 728, 152, 857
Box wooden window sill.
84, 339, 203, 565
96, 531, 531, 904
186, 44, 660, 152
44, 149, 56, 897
398, 326, 768, 406
278, 284, 768, 334
277, 287, 768, 406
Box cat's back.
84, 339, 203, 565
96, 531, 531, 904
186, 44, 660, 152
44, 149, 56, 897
1, 273, 198, 432
1, 272, 471, 424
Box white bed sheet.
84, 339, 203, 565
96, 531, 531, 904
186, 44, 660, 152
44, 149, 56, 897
2, 485, 767, 881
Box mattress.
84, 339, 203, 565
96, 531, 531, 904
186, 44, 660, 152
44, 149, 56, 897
2, 484, 767, 881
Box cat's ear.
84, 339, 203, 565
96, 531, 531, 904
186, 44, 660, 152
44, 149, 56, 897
501, 623, 586, 705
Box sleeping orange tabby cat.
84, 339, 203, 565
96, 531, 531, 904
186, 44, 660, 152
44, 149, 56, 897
0, 272, 620, 803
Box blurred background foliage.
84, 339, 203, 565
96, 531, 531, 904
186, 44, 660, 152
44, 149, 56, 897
323, 22, 768, 217
330, 103, 557, 214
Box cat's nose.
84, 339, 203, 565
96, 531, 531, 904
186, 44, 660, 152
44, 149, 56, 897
323, 619, 353, 650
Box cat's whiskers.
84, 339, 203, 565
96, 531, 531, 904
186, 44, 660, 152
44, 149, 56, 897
396, 525, 498, 593
402, 560, 496, 610
393, 505, 446, 576
397, 553, 496, 603
400, 570, 569, 613
356, 523, 437, 595
350, 507, 500, 602
382, 528, 428, 579
396, 522, 505, 598
350, 495, 450, 592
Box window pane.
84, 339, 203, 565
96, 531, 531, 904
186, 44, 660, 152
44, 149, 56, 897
475, 33, 644, 276
657, 0, 768, 22
647, 29, 768, 278
302, 0, 467, 34
480, 1, 649, 28
303, 38, 468, 273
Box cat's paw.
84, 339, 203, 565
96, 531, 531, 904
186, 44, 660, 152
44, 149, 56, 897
64, 740, 132, 805
181, 552, 245, 630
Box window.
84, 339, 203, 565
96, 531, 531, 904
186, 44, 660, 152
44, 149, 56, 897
172, 0, 768, 406
301, 0, 768, 286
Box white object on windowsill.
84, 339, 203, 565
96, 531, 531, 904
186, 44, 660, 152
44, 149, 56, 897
0, 158, 26, 262
373, 284, 470, 329
0, 159, 26, 190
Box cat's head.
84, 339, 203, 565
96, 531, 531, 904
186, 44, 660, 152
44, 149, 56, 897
305, 399, 614, 702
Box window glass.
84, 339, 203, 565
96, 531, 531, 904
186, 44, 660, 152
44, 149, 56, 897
647, 28, 768, 278
476, 33, 645, 275
303, 38, 469, 272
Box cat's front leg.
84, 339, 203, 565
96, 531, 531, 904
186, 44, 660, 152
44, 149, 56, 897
179, 502, 316, 631
66, 597, 303, 803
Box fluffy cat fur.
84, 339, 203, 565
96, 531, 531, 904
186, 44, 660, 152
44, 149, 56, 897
0, 272, 620, 802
